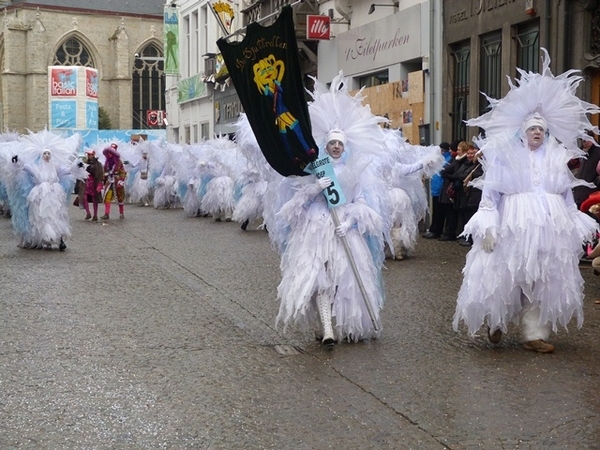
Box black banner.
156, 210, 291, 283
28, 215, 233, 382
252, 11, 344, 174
217, 6, 318, 176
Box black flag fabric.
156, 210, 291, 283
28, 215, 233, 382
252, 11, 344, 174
217, 6, 318, 177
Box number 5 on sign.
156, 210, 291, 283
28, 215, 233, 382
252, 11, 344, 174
305, 155, 346, 208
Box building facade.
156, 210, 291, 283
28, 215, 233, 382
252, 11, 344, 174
316, 0, 442, 146
443, 0, 600, 143
167, 0, 442, 146
165, 0, 227, 144
0, 0, 166, 133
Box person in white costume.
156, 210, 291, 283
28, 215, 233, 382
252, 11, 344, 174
125, 142, 152, 206
10, 146, 86, 250
380, 129, 445, 259
232, 113, 279, 231
200, 136, 238, 222
274, 130, 386, 347
453, 49, 600, 353
271, 72, 391, 347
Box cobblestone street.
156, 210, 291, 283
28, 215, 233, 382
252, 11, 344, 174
1, 204, 599, 449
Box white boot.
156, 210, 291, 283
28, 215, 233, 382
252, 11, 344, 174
316, 294, 335, 348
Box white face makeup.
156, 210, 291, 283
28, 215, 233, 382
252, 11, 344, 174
326, 139, 345, 159
526, 125, 545, 150
42, 150, 51, 162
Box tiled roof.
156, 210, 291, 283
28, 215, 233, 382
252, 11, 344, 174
7, 0, 167, 16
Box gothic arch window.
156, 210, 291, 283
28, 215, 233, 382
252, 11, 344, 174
132, 43, 165, 129
53, 37, 94, 67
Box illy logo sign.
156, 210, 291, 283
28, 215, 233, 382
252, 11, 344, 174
307, 15, 330, 40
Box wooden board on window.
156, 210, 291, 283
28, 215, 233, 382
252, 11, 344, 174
408, 71, 424, 104
352, 79, 425, 145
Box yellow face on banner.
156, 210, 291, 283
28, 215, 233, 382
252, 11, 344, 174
253, 55, 284, 94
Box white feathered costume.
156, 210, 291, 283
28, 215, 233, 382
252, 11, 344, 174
270, 72, 391, 343
6, 130, 86, 249
232, 113, 280, 229
380, 129, 445, 259
453, 49, 600, 341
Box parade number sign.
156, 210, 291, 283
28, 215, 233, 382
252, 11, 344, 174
305, 156, 346, 208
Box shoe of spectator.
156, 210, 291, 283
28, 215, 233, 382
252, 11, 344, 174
422, 231, 439, 239
523, 339, 555, 353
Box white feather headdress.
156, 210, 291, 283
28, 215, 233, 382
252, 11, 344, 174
467, 48, 600, 149
307, 71, 388, 159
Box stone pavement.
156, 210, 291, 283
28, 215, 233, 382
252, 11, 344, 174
1, 204, 599, 449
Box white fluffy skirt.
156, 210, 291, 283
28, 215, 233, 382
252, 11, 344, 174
453, 192, 597, 336
182, 185, 202, 217
276, 209, 384, 342
232, 181, 267, 223
389, 187, 418, 254
153, 175, 178, 208
201, 176, 235, 216
26, 181, 71, 246
129, 173, 151, 203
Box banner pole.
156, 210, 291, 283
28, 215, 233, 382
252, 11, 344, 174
329, 207, 381, 331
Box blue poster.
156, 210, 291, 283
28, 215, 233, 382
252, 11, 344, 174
86, 101, 98, 129
63, 129, 167, 154
51, 100, 77, 129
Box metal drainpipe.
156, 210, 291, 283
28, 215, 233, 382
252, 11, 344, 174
429, 0, 435, 145
545, 0, 551, 56
563, 0, 570, 71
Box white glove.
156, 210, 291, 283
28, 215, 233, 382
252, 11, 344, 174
317, 176, 332, 191
482, 231, 496, 253
335, 221, 351, 237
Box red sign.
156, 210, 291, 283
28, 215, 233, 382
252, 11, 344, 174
50, 68, 77, 97
146, 110, 167, 127
307, 15, 330, 40
86, 69, 98, 99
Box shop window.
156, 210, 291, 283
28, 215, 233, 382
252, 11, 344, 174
201, 122, 210, 140
358, 70, 389, 88
451, 42, 470, 142
516, 21, 540, 74
479, 31, 502, 117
